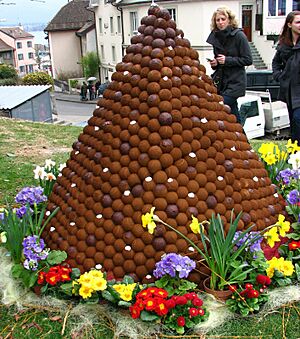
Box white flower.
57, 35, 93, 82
288, 151, 300, 170
44, 159, 56, 170
0, 232, 7, 243
33, 165, 47, 180
46, 173, 56, 181
58, 163, 66, 171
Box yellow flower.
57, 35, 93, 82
78, 272, 92, 285
88, 270, 104, 279
280, 260, 294, 276
275, 214, 290, 237
266, 264, 275, 278
266, 257, 281, 278
264, 227, 280, 248
112, 284, 124, 293
286, 139, 300, 154
92, 277, 107, 291
141, 207, 156, 234
263, 153, 277, 165
190, 215, 200, 234
79, 285, 93, 299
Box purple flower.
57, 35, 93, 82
287, 189, 300, 205
15, 205, 33, 218
22, 235, 48, 270
15, 186, 47, 206
276, 169, 299, 185
233, 231, 263, 253
0, 212, 4, 220
153, 253, 196, 279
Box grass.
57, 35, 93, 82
0, 117, 299, 339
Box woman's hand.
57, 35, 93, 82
216, 54, 226, 64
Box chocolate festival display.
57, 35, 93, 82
42, 6, 285, 283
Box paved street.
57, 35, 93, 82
53, 92, 98, 125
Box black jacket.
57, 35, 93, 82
206, 28, 252, 98
272, 41, 300, 109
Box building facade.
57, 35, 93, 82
0, 27, 38, 76
45, 0, 96, 79
90, 0, 299, 76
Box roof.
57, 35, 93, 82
0, 85, 51, 110
0, 27, 34, 40
45, 0, 94, 32
76, 21, 95, 36
0, 38, 14, 52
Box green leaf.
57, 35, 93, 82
175, 326, 185, 334
101, 290, 117, 303
46, 250, 67, 265
118, 301, 132, 308
122, 275, 134, 284
140, 310, 160, 322
11, 264, 24, 278
71, 268, 81, 278
60, 282, 73, 296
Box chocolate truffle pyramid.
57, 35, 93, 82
42, 5, 285, 283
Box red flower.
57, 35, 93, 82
175, 296, 187, 305
37, 271, 46, 285
288, 241, 300, 250
135, 299, 144, 311
177, 316, 185, 327
59, 267, 72, 282
192, 297, 203, 307
144, 298, 156, 311
245, 283, 253, 290
154, 288, 168, 298
130, 305, 141, 319
198, 308, 205, 316
165, 299, 176, 309
48, 265, 60, 273
45, 271, 61, 286
247, 289, 260, 298
189, 308, 198, 317
155, 300, 168, 316
136, 288, 152, 300
256, 274, 271, 286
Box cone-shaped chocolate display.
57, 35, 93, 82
43, 6, 285, 283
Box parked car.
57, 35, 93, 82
246, 70, 279, 101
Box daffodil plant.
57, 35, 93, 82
141, 209, 263, 290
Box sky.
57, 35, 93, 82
0, 0, 68, 25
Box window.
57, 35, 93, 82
17, 42, 22, 49
240, 100, 260, 122
112, 45, 116, 61
18, 53, 24, 60
99, 18, 103, 34
19, 65, 25, 73
268, 0, 286, 16
28, 65, 34, 73
110, 16, 114, 34
27, 41, 32, 48
293, 0, 300, 10
28, 52, 34, 59
167, 8, 177, 22
278, 0, 286, 16
117, 15, 121, 34
130, 11, 138, 34
100, 45, 105, 60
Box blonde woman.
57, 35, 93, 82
206, 7, 252, 124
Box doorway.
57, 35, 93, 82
242, 5, 252, 42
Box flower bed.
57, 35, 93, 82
1, 140, 300, 336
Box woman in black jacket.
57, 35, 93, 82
272, 11, 300, 144
206, 7, 252, 124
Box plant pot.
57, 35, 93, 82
203, 277, 233, 302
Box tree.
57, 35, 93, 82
81, 52, 100, 78
22, 72, 54, 86
0, 64, 18, 85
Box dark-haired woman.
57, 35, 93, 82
272, 11, 300, 144
206, 7, 252, 124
